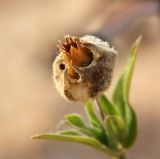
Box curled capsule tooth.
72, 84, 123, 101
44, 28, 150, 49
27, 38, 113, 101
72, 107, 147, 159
70, 46, 83, 67
76, 39, 85, 52
57, 41, 64, 48
64, 60, 79, 79
75, 38, 80, 43
70, 60, 84, 75
65, 37, 71, 45
71, 37, 76, 44
61, 47, 66, 51
65, 35, 71, 39
56, 44, 61, 49
60, 44, 66, 50
57, 45, 65, 51
62, 49, 79, 79
58, 40, 62, 45
72, 36, 76, 43
66, 61, 79, 79
73, 37, 79, 44
63, 42, 68, 46
61, 48, 65, 51
68, 37, 73, 44
68, 37, 73, 43
70, 46, 78, 56
76, 40, 84, 51
62, 42, 68, 46
57, 43, 60, 46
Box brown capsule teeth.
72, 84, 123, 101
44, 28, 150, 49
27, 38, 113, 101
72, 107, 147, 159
56, 44, 60, 49
62, 42, 68, 46
75, 39, 82, 50
69, 37, 74, 44
72, 37, 77, 43
57, 41, 63, 49
58, 40, 62, 45
65, 38, 70, 44
57, 40, 67, 50
64, 36, 79, 47
75, 40, 80, 47
65, 36, 73, 45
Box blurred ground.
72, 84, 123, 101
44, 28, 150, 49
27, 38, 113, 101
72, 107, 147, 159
0, 0, 160, 159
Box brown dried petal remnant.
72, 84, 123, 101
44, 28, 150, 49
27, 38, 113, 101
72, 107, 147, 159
53, 35, 117, 101
57, 36, 93, 79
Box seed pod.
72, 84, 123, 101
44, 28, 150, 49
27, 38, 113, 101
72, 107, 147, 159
53, 35, 117, 101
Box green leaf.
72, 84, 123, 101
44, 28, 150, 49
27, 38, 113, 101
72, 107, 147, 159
112, 36, 141, 148
85, 100, 103, 129
65, 113, 104, 139
65, 103, 108, 145
87, 126, 108, 145
112, 36, 142, 119
104, 115, 126, 150
98, 95, 117, 116
65, 114, 86, 128
32, 133, 121, 157
111, 116, 126, 132
122, 103, 137, 148
105, 120, 118, 150
123, 36, 142, 102
56, 129, 81, 136
84, 102, 109, 145
112, 75, 126, 117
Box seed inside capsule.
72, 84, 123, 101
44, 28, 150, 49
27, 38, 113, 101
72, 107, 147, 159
57, 36, 93, 79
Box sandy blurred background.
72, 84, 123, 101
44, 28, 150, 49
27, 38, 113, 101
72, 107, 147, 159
0, 0, 160, 159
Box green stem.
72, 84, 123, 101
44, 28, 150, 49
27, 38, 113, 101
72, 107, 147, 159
95, 97, 128, 159
112, 154, 127, 159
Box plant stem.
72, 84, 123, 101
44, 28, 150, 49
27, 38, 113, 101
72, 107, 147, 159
95, 97, 128, 159
119, 155, 126, 159
112, 154, 127, 159
95, 97, 105, 120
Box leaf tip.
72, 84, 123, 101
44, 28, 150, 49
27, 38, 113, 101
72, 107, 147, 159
31, 133, 50, 140
134, 35, 142, 47
31, 134, 41, 139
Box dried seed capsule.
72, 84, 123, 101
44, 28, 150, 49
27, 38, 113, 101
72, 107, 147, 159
53, 35, 117, 101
